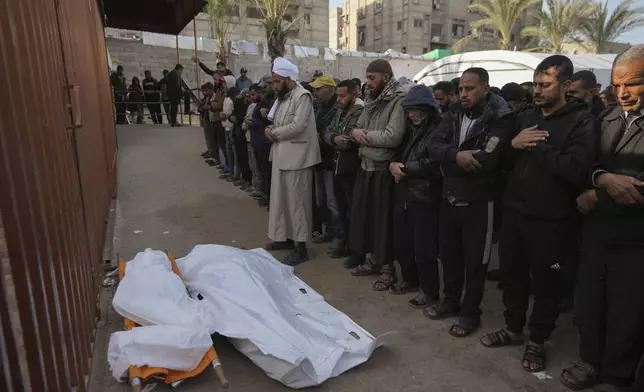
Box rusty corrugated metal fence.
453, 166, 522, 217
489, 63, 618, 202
0, 0, 116, 390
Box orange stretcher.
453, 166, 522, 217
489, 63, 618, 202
117, 253, 229, 391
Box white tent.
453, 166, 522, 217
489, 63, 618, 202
413, 50, 617, 89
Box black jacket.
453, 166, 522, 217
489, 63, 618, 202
428, 93, 514, 204
503, 101, 599, 220
314, 96, 339, 170
165, 70, 183, 100
142, 77, 160, 102
323, 102, 364, 176
394, 116, 443, 204
585, 107, 644, 244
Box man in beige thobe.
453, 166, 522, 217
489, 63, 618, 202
263, 57, 321, 265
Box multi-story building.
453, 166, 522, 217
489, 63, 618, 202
329, 7, 344, 49
181, 0, 329, 48
343, 0, 541, 55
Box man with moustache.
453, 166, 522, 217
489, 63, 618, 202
566, 70, 606, 119
426, 67, 513, 338
432, 81, 458, 113
347, 59, 407, 292
322, 79, 365, 261
561, 45, 644, 392
263, 58, 321, 265
479, 55, 598, 374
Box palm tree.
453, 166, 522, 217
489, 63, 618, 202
253, 0, 299, 61
521, 0, 590, 53
452, 0, 539, 52
580, 0, 644, 54
208, 0, 240, 63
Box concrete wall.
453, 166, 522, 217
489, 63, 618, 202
107, 37, 434, 88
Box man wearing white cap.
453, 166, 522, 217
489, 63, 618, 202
263, 57, 322, 265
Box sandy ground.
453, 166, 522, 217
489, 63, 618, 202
88, 124, 581, 392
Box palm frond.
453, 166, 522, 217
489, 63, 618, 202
581, 0, 644, 53
466, 0, 540, 50
519, 0, 589, 53
208, 0, 240, 59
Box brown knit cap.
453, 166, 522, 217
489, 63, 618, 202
366, 59, 393, 77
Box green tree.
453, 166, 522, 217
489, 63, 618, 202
452, 0, 539, 52
253, 0, 299, 61
580, 0, 644, 53
521, 0, 590, 53
208, 0, 240, 63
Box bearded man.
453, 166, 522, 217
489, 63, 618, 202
348, 59, 407, 292
263, 58, 322, 265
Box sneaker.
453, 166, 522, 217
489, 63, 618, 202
239, 182, 249, 191
201, 151, 211, 158
264, 240, 295, 251
226, 176, 237, 182
251, 191, 263, 198
327, 238, 346, 252
245, 187, 255, 193
258, 197, 269, 207
218, 173, 231, 179
233, 179, 244, 186
283, 246, 309, 266
312, 232, 333, 244
329, 247, 352, 259
343, 255, 364, 269
216, 164, 224, 169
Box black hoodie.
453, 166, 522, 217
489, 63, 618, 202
503, 101, 599, 220
429, 93, 515, 204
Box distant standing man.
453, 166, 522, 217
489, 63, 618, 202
263, 58, 322, 265
322, 79, 365, 261
110, 65, 127, 124
142, 70, 163, 124
566, 70, 607, 119
236, 68, 253, 91
158, 70, 171, 122
166, 64, 184, 127
427, 67, 514, 338
560, 45, 644, 392
432, 81, 458, 113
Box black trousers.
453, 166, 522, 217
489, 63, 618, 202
115, 95, 127, 124
203, 121, 216, 154
213, 122, 226, 163
169, 99, 180, 125
440, 201, 494, 318
183, 91, 191, 114
394, 202, 440, 297
253, 146, 271, 196
349, 169, 394, 266
500, 208, 571, 344
148, 102, 163, 124
234, 139, 252, 182
576, 239, 644, 387
333, 172, 356, 241
162, 101, 170, 122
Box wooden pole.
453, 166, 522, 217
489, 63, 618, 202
176, 35, 183, 124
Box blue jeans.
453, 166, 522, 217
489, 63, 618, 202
315, 170, 343, 238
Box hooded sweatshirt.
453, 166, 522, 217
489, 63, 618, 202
503, 101, 599, 219
428, 93, 514, 204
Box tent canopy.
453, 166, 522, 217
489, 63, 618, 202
423, 49, 451, 60
414, 50, 616, 88
104, 0, 207, 35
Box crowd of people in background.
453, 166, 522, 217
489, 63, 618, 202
111, 45, 644, 391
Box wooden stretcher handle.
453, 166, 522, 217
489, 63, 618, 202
131, 377, 142, 392
212, 360, 229, 389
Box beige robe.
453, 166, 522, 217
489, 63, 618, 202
267, 86, 321, 242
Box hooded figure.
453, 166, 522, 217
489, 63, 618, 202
388, 85, 444, 309
263, 57, 322, 265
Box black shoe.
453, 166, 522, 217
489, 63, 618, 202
423, 302, 461, 320
205, 159, 216, 167
283, 244, 309, 266
258, 197, 269, 207
343, 255, 364, 269
312, 232, 333, 244
264, 240, 295, 251
329, 247, 352, 259
202, 151, 211, 158
326, 238, 345, 252
487, 269, 502, 282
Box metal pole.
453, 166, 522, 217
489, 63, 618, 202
192, 10, 200, 126
176, 34, 183, 124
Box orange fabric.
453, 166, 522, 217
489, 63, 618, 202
116, 256, 218, 385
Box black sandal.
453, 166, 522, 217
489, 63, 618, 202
351, 259, 380, 276
480, 329, 524, 348
522, 343, 546, 373
560, 363, 599, 391
389, 281, 419, 295
372, 265, 397, 291
423, 302, 460, 320
449, 316, 481, 338
408, 293, 439, 309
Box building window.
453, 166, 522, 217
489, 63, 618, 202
246, 7, 262, 19
452, 23, 464, 37
358, 26, 366, 46
358, 6, 366, 19
432, 0, 442, 10
423, 47, 428, 53
414, 19, 424, 28
401, 46, 407, 53
431, 24, 443, 38
304, 13, 311, 24
397, 21, 403, 31
375, 0, 383, 10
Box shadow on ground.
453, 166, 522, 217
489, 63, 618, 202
89, 124, 580, 392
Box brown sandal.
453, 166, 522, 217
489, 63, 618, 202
372, 265, 397, 291
351, 259, 380, 276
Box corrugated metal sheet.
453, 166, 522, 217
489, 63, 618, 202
0, 0, 116, 390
